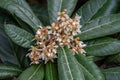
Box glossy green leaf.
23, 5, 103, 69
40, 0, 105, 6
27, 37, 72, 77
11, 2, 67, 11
45, 62, 58, 80
87, 56, 105, 61
47, 0, 77, 23
30, 3, 50, 26
0, 0, 42, 31
84, 37, 120, 56
11, 0, 34, 12
0, 64, 22, 79
7, 0, 34, 33
0, 25, 20, 66
75, 53, 105, 80
15, 46, 30, 69
5, 24, 34, 48
0, 11, 17, 25
14, 16, 34, 34
75, 0, 120, 25
18, 64, 44, 80
102, 67, 120, 80
106, 53, 120, 64
57, 46, 85, 80
0, 13, 30, 67
76, 14, 120, 40
81, 14, 120, 32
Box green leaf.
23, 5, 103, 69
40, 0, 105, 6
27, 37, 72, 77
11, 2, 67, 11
105, 53, 120, 64
0, 26, 20, 66
0, 11, 17, 25
0, 64, 22, 79
0, 13, 30, 67
18, 64, 44, 80
14, 16, 34, 34
102, 67, 120, 80
30, 3, 50, 26
76, 14, 120, 41
47, 0, 77, 23
45, 62, 58, 80
75, 53, 105, 80
87, 56, 105, 61
11, 0, 34, 13
0, 3, 29, 67
0, 0, 42, 31
5, 24, 34, 48
57, 46, 85, 80
84, 37, 120, 56
75, 0, 120, 25
15, 46, 30, 69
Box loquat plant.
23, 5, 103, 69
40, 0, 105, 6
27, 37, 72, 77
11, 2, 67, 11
0, 0, 120, 80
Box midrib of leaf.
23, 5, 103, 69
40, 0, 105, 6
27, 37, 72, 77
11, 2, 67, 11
12, 1, 31, 12
85, 42, 119, 48
77, 0, 105, 23
50, 63, 53, 80
81, 19, 120, 33
82, 0, 107, 22
77, 62, 96, 80
109, 54, 120, 62
61, 47, 73, 80
28, 64, 41, 80
59, 0, 63, 12
0, 69, 22, 72
7, 1, 42, 29
13, 0, 32, 13
82, 14, 120, 32
89, 0, 107, 20
103, 71, 120, 74
9, 3, 38, 30
17, 6, 38, 30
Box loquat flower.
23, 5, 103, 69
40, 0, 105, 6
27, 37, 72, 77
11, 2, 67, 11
27, 9, 86, 64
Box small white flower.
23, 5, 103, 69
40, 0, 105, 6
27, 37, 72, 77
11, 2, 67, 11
56, 33, 60, 36
62, 22, 66, 26
67, 39, 70, 43
47, 53, 52, 57
57, 37, 62, 42
41, 54, 45, 60
81, 44, 87, 47
72, 32, 77, 36
52, 22, 55, 26
52, 49, 57, 53
35, 61, 39, 64
72, 22, 76, 25
64, 14, 69, 19
57, 17, 60, 21
48, 30, 52, 34
60, 43, 63, 45
61, 17, 66, 21
36, 30, 41, 35
47, 26, 51, 29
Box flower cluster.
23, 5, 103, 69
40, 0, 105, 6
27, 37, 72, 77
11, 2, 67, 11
28, 9, 86, 64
